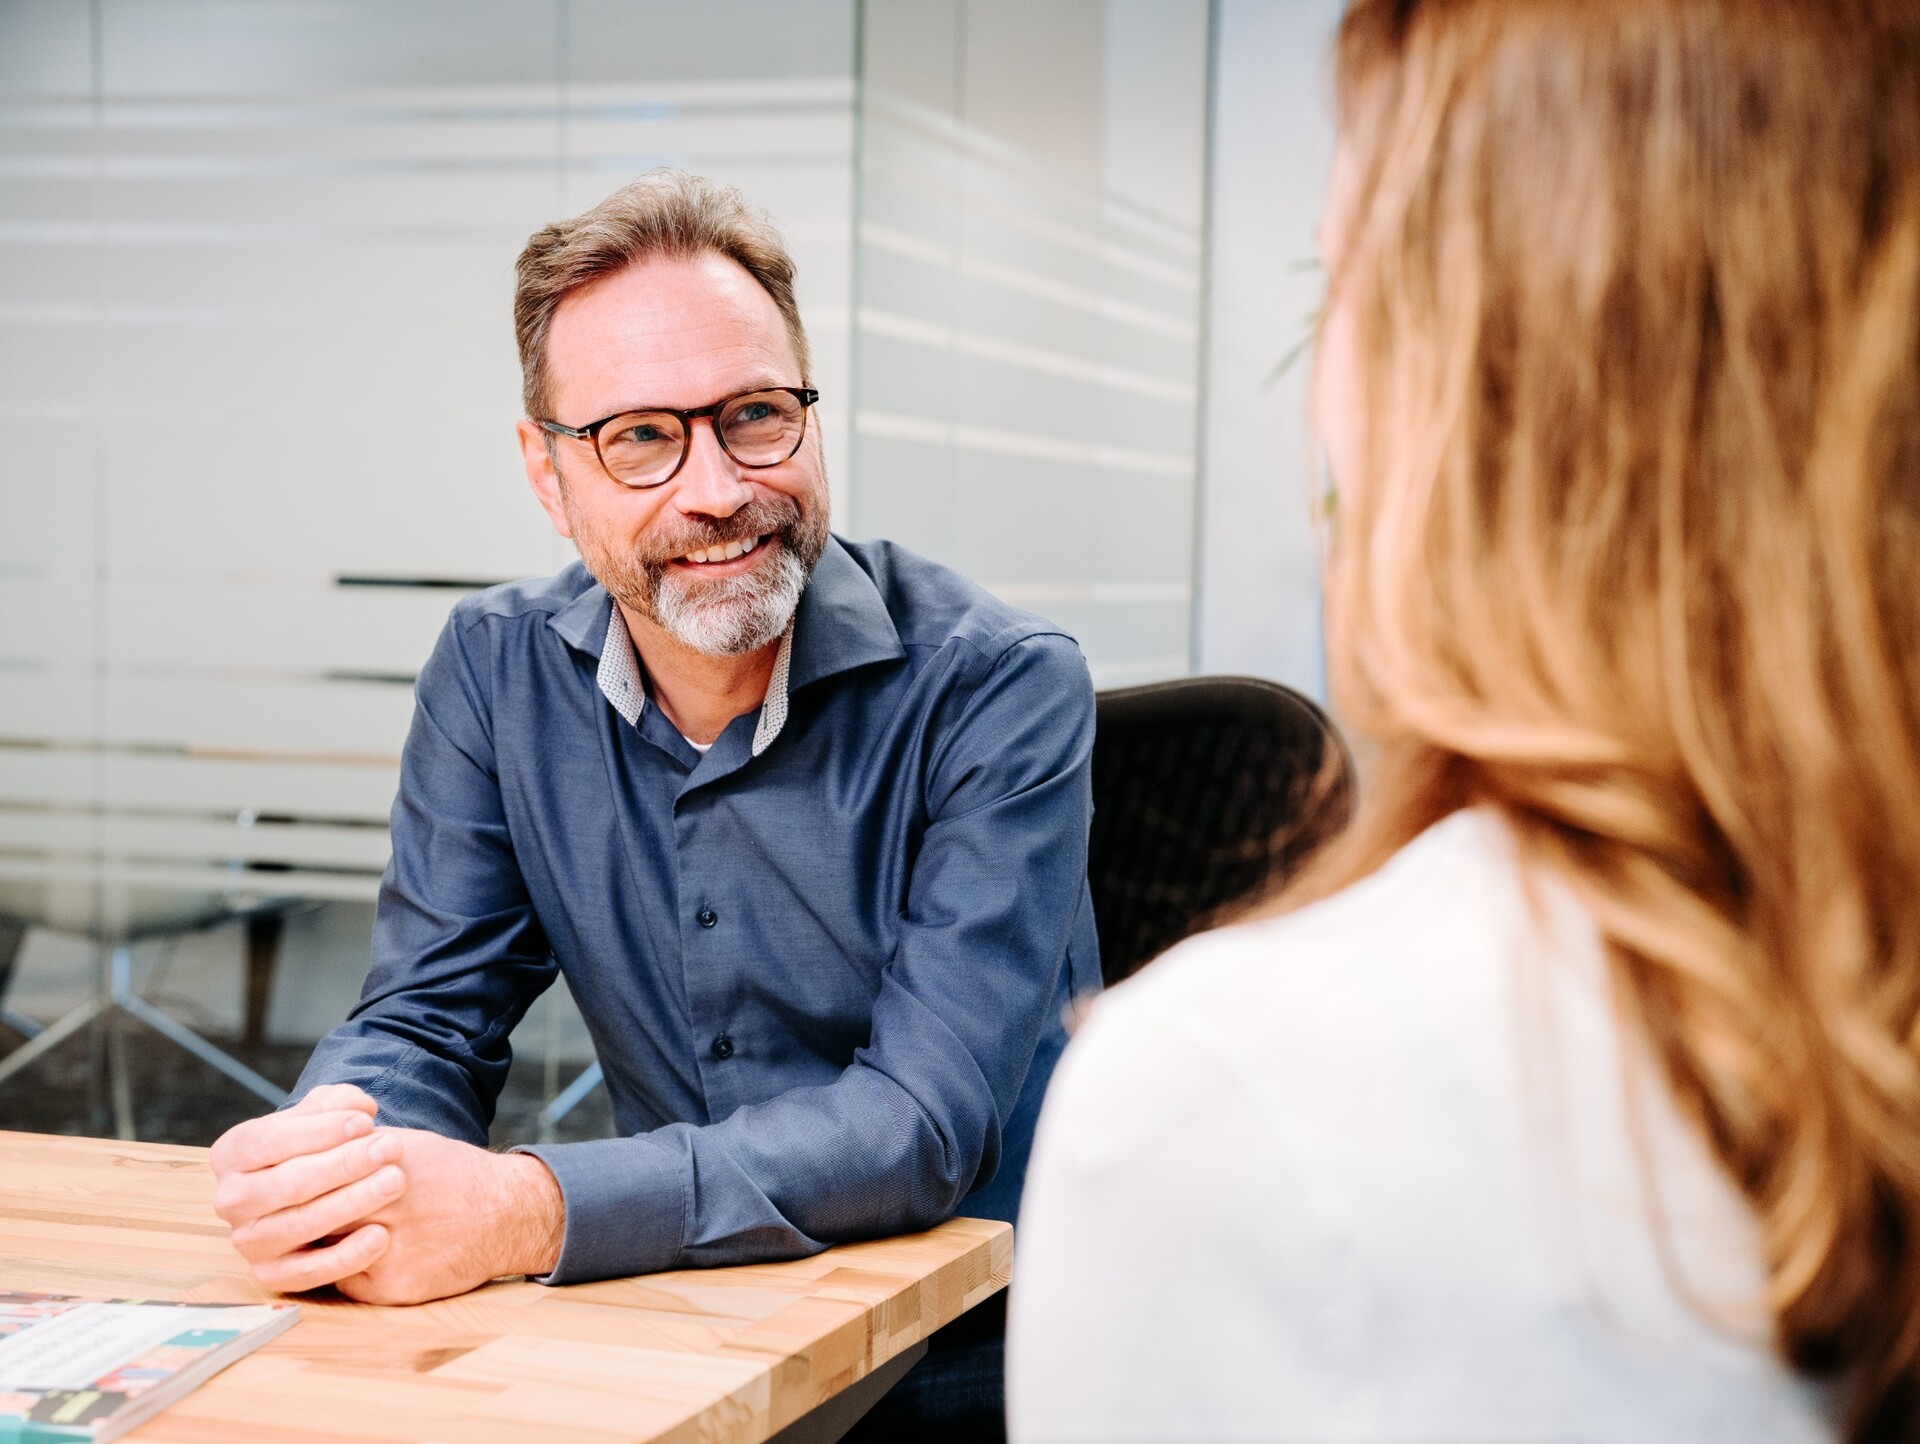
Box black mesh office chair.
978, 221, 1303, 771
1088, 676, 1354, 986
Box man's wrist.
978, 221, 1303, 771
498, 1151, 566, 1278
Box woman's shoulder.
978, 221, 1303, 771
1019, 809, 1839, 1443
1040, 807, 1563, 1176
1075, 807, 1547, 1075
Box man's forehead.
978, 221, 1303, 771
555, 253, 784, 348
546, 251, 799, 412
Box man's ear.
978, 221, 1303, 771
516, 418, 574, 539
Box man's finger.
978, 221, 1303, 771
253, 1223, 391, 1296
333, 1264, 417, 1307
214, 1130, 400, 1226
229, 1164, 407, 1263
289, 1084, 378, 1117
210, 1106, 374, 1179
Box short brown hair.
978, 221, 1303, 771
512, 169, 811, 420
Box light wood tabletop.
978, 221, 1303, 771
0, 1129, 1012, 1443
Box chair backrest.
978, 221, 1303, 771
1088, 676, 1353, 987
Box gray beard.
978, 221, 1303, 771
650, 540, 808, 656
559, 481, 828, 658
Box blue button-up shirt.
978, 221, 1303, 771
294, 536, 1101, 1284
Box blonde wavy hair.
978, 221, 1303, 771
1308, 0, 1920, 1434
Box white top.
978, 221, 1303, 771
1007, 809, 1839, 1443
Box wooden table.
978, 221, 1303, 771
0, 1131, 1012, 1443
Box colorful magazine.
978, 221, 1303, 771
0, 1290, 298, 1442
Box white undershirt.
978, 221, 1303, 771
1007, 809, 1840, 1444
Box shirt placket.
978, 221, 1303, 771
674, 795, 740, 1121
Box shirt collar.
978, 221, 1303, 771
546, 565, 613, 655
546, 536, 904, 755
597, 604, 795, 759
785, 536, 906, 692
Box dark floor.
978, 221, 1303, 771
0, 1013, 615, 1149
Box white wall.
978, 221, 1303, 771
1194, 0, 1343, 698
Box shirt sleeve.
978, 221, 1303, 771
515, 630, 1096, 1283
289, 608, 556, 1143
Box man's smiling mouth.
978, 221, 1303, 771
678, 535, 765, 565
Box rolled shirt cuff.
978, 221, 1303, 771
510, 1133, 689, 1284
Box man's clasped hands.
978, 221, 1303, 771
208, 1084, 565, 1304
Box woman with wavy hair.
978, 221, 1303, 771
1008, 0, 1920, 1439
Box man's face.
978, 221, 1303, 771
517, 251, 829, 657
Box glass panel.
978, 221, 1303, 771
850, 0, 1211, 688
0, 4, 857, 1104
0, 0, 1219, 1129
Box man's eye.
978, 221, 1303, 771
732, 402, 774, 423
618, 424, 666, 444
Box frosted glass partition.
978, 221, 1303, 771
0, 0, 854, 934
0, 0, 1212, 945
849, 0, 1211, 688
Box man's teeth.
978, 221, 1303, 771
682, 535, 762, 565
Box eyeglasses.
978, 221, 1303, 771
538, 386, 820, 490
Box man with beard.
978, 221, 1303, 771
205, 171, 1099, 1433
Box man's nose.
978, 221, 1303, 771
670, 416, 753, 518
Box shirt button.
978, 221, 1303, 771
697, 907, 717, 929
711, 1034, 735, 1060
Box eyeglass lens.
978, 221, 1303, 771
597, 390, 808, 486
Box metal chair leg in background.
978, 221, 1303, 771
0, 919, 40, 1043
538, 1059, 603, 1141
0, 938, 289, 1141
0, 1004, 43, 1042
535, 979, 604, 1141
